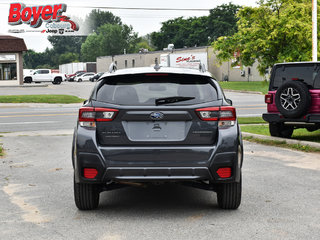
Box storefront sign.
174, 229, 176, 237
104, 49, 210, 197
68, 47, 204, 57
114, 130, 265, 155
0, 54, 16, 61
169, 53, 208, 70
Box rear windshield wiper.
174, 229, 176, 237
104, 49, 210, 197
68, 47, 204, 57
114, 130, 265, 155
155, 96, 195, 105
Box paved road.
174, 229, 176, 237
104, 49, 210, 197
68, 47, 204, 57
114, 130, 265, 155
1, 82, 96, 99
0, 83, 266, 133
224, 91, 266, 117
0, 134, 319, 239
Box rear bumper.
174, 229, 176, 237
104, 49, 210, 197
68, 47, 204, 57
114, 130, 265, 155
73, 124, 242, 184
75, 150, 240, 184
263, 113, 320, 123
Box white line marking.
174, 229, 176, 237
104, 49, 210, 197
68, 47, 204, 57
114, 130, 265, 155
0, 121, 59, 125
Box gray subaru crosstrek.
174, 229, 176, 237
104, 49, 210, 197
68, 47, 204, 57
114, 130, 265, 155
72, 65, 243, 210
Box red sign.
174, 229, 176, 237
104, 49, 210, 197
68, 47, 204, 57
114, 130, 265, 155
8, 3, 78, 31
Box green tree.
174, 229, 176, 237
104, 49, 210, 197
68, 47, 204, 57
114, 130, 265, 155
207, 3, 240, 41
81, 24, 139, 61
213, 0, 315, 74
150, 3, 240, 50
86, 9, 122, 33
59, 52, 79, 64
47, 36, 86, 55
80, 33, 101, 62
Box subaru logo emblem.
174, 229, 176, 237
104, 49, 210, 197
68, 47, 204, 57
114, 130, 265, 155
150, 112, 164, 120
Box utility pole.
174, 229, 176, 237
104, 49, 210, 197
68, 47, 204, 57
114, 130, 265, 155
312, 0, 318, 61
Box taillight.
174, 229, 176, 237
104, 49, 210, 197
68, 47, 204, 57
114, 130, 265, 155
79, 107, 118, 128
83, 168, 98, 179
216, 167, 232, 178
196, 106, 236, 128
265, 94, 273, 104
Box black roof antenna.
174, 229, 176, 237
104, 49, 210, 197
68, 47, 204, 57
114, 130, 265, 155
154, 58, 161, 71
109, 62, 117, 73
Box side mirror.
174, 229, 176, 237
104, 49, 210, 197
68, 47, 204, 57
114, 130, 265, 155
226, 99, 233, 105
83, 100, 88, 105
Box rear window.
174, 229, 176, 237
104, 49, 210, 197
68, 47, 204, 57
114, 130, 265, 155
96, 74, 218, 106
271, 64, 320, 89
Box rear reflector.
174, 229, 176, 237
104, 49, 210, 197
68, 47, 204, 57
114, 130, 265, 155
265, 94, 273, 104
216, 167, 232, 178
83, 168, 98, 179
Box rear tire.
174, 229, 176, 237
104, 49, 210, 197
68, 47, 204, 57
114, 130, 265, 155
74, 176, 100, 210
24, 77, 32, 83
53, 77, 62, 85
216, 176, 242, 210
269, 123, 293, 138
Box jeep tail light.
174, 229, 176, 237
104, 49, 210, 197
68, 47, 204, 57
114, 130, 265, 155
216, 167, 232, 178
79, 107, 118, 128
196, 107, 236, 128
83, 168, 98, 179
265, 94, 273, 104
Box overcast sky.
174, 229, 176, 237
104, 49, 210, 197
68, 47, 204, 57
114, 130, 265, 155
0, 0, 258, 52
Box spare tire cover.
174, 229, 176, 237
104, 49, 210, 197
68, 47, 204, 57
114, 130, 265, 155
275, 81, 311, 118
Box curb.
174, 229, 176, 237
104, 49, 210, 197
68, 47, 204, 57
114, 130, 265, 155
0, 84, 48, 88
224, 89, 263, 95
242, 132, 320, 148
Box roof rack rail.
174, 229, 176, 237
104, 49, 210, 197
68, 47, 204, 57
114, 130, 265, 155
154, 58, 161, 71
199, 63, 206, 73
109, 62, 117, 73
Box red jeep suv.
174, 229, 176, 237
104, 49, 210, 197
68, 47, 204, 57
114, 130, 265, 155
263, 62, 320, 138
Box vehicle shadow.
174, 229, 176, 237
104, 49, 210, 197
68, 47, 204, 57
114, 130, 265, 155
94, 183, 221, 217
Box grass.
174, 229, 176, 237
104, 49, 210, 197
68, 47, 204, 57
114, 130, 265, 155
241, 125, 320, 143
243, 136, 320, 153
219, 81, 269, 94
0, 144, 4, 157
0, 95, 85, 104
238, 117, 266, 124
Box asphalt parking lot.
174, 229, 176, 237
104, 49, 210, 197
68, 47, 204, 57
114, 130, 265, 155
0, 82, 318, 239
0, 133, 319, 239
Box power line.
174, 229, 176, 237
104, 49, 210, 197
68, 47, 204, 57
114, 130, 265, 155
0, 3, 211, 12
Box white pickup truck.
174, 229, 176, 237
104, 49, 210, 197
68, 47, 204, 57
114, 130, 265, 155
24, 69, 65, 85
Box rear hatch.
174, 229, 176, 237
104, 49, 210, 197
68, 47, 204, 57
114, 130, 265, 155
93, 73, 221, 146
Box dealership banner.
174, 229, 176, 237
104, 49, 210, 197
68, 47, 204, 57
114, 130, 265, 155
7, 2, 83, 35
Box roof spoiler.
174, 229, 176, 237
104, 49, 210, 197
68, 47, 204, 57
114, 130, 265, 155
109, 62, 117, 73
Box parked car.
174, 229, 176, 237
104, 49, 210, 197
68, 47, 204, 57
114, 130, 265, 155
89, 72, 104, 82
68, 72, 86, 82
72, 64, 243, 210
74, 72, 95, 82
24, 69, 65, 84
263, 62, 320, 138
66, 70, 86, 81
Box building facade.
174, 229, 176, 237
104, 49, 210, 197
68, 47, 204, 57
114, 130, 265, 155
0, 35, 27, 86
97, 46, 266, 82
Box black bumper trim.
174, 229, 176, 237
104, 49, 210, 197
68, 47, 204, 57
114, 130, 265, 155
263, 113, 320, 123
